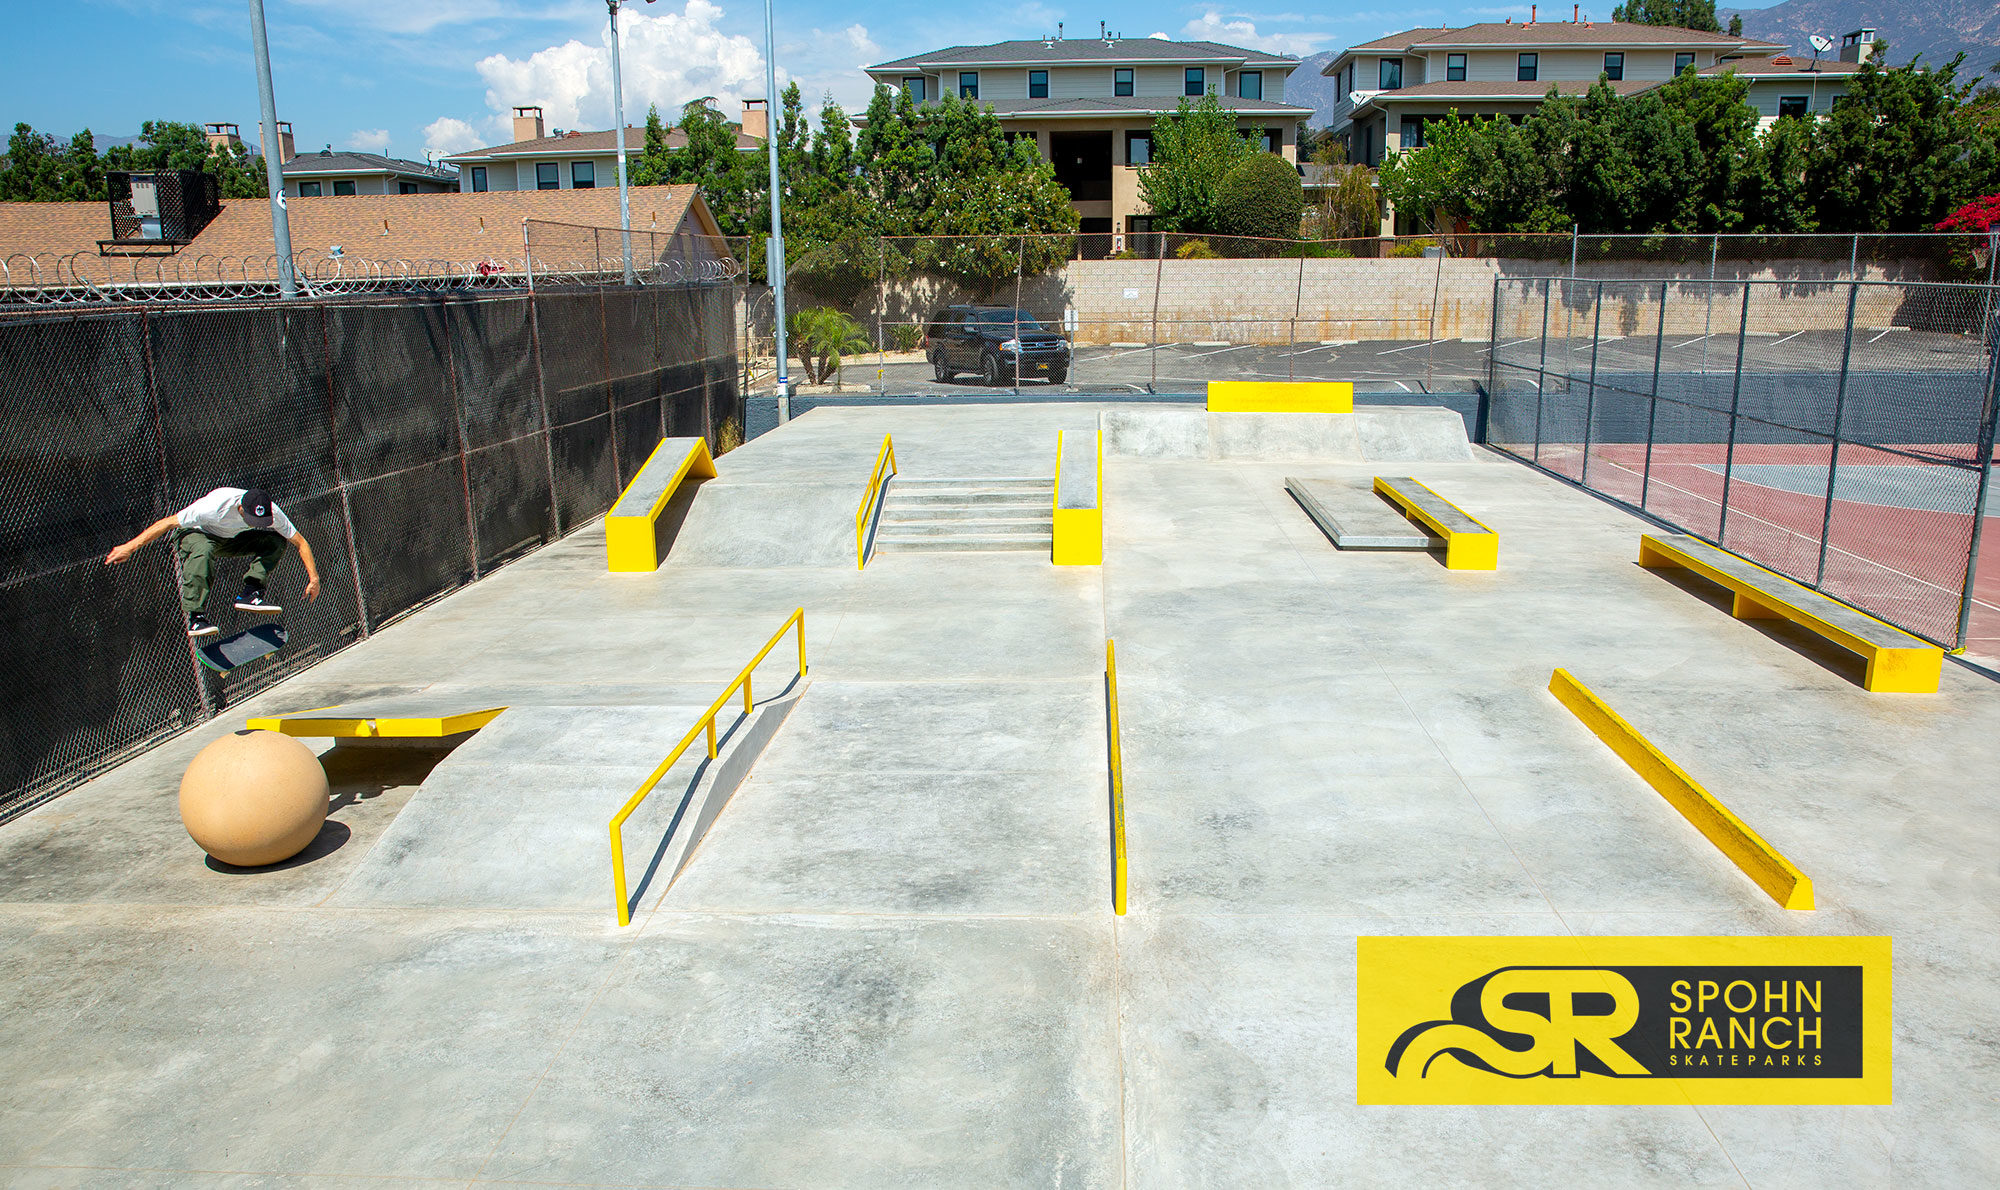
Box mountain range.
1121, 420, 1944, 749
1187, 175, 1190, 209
1282, 2, 2000, 129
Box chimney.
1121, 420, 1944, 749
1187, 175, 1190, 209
203, 123, 241, 152
1100, 20, 1106, 38
512, 105, 545, 143
741, 98, 768, 142
1530, 5, 1536, 24
276, 121, 294, 163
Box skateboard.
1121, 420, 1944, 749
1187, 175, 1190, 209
197, 622, 287, 672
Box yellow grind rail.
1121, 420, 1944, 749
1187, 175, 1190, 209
1549, 668, 1813, 910
607, 608, 808, 926
1106, 639, 1128, 915
855, 433, 897, 569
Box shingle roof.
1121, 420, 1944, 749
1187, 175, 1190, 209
281, 151, 457, 182
975, 94, 1313, 118
0, 186, 716, 286
1348, 77, 1658, 113
870, 37, 1298, 71
1325, 21, 1782, 72
1700, 56, 1866, 77
444, 127, 761, 163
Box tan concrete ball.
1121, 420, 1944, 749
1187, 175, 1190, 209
178, 730, 329, 867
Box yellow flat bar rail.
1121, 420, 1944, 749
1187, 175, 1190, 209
608, 608, 808, 926
1549, 668, 1813, 910
1639, 533, 1942, 693
1372, 476, 1498, 570
246, 706, 508, 738
855, 433, 897, 569
1106, 639, 1128, 916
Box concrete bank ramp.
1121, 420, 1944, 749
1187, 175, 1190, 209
327, 692, 803, 912
1102, 406, 1473, 462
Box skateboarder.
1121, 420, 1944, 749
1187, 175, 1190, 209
104, 486, 321, 637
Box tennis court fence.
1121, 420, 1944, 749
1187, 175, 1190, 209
1486, 275, 2000, 649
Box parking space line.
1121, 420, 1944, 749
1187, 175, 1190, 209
1769, 330, 1807, 346
1377, 340, 1444, 356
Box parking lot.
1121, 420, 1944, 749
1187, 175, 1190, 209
846, 339, 1491, 395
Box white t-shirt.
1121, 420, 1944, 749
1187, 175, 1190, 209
175, 487, 297, 539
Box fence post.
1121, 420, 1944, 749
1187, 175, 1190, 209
1954, 281, 2000, 648
1849, 233, 1860, 282
1568, 224, 1578, 279
522, 220, 534, 292
1580, 280, 1605, 482
1149, 233, 1165, 393
1641, 279, 1668, 510
1701, 233, 1719, 377
1426, 237, 1447, 390
876, 248, 886, 393
1533, 278, 1552, 462
1289, 250, 1305, 381
1814, 283, 1860, 589
1013, 235, 1025, 396
1715, 284, 1753, 543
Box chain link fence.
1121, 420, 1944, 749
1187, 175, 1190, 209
0, 276, 739, 821
1487, 274, 2000, 649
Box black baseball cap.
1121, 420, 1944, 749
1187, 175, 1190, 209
239, 487, 275, 528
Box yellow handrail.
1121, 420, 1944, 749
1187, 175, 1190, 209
1106, 638, 1128, 916
855, 433, 897, 569
608, 608, 808, 926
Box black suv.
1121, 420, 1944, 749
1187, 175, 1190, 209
925, 306, 1071, 385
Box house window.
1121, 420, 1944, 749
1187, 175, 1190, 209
1517, 53, 1538, 82
1259, 129, 1278, 154
1028, 70, 1048, 98
470, 166, 488, 192
571, 161, 595, 189
297, 181, 322, 196
1675, 51, 1696, 73
1602, 52, 1624, 80
1378, 58, 1402, 90
399, 181, 419, 194
1446, 53, 1466, 82
536, 162, 559, 190
1115, 67, 1134, 96
1778, 95, 1809, 119
902, 76, 927, 100
959, 71, 978, 99
1238, 70, 1262, 100
332, 180, 356, 196
1185, 67, 1206, 95
1126, 131, 1152, 166
1402, 116, 1427, 149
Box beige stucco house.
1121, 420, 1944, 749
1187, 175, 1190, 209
442, 106, 764, 195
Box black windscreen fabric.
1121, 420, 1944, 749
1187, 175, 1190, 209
534, 290, 609, 426
469, 437, 555, 569
450, 297, 542, 450
327, 301, 457, 481
551, 413, 619, 531
345, 458, 474, 631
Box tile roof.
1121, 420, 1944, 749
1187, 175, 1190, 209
1700, 56, 1867, 77
0, 186, 716, 286
444, 127, 760, 163
281, 151, 458, 181
1358, 78, 1658, 102
870, 38, 1298, 71
1325, 21, 1782, 70
976, 94, 1313, 118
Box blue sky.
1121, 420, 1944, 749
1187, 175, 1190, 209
4, 1, 1774, 163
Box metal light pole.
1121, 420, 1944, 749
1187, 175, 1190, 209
763, 0, 789, 394
607, 0, 647, 286
247, 0, 297, 298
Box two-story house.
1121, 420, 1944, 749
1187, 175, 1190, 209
281, 150, 459, 197
1321, 17, 1789, 166
442, 105, 764, 194
865, 32, 1313, 240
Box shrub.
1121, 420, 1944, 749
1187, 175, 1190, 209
1109, 248, 1140, 260
889, 322, 923, 352
787, 306, 870, 384
1217, 153, 1306, 241
1279, 241, 1355, 259
1388, 237, 1437, 259
1175, 239, 1221, 259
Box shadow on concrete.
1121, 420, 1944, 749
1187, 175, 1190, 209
202, 744, 456, 876
1635, 562, 1872, 687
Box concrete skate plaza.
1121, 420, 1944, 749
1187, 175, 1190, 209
2, 402, 1996, 1185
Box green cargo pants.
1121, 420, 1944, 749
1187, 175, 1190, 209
175, 528, 289, 614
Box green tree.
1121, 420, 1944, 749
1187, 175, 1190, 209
102, 121, 265, 198
786, 306, 870, 383
1217, 153, 1305, 240
1303, 137, 1379, 240
1610, 0, 1721, 33
1741, 116, 1817, 232
1137, 92, 1260, 232
632, 103, 672, 186
667, 98, 759, 234
1804, 55, 2000, 231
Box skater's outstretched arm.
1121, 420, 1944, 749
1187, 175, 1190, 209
289, 531, 322, 601
104, 516, 179, 565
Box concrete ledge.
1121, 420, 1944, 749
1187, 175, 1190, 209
605, 437, 717, 572
1285, 477, 1433, 550
1549, 668, 1814, 910
1053, 430, 1102, 566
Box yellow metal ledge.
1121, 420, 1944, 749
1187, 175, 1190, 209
1052, 429, 1103, 567
1549, 668, 1813, 910
606, 437, 717, 573
246, 706, 508, 738
1207, 380, 1353, 414
1373, 476, 1498, 570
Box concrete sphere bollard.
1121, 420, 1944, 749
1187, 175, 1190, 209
178, 730, 329, 867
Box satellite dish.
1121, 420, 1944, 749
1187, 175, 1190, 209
1809, 34, 1833, 54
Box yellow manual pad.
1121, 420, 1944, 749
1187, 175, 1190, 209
1207, 380, 1353, 414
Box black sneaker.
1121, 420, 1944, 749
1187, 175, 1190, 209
187, 612, 220, 638
234, 586, 282, 613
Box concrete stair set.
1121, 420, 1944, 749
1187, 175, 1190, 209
873, 476, 1055, 554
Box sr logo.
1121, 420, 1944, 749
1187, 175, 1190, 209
1386, 967, 1650, 1079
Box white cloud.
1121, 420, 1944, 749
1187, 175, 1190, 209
349, 128, 392, 153
474, 0, 767, 132
422, 116, 485, 157
1180, 12, 1333, 56
778, 23, 883, 109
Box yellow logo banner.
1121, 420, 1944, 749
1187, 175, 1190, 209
1357, 936, 1891, 1105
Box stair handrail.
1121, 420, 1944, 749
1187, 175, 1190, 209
855, 433, 897, 569
607, 607, 807, 926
